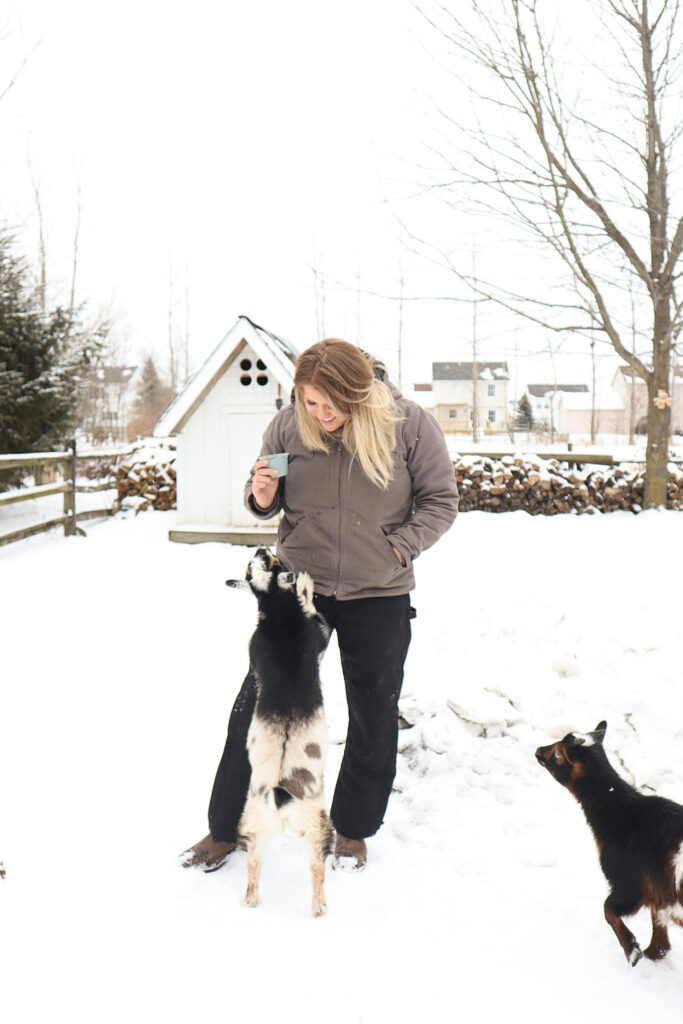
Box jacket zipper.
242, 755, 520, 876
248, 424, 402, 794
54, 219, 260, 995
333, 441, 343, 596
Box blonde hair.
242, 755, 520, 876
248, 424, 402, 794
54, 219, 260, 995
294, 339, 400, 489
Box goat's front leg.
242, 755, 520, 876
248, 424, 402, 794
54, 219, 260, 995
604, 897, 642, 966
643, 908, 671, 961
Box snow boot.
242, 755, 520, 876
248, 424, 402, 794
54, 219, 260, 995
180, 834, 237, 872
332, 834, 367, 871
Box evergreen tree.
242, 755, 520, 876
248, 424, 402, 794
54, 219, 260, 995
128, 355, 175, 439
0, 231, 105, 454
515, 394, 534, 431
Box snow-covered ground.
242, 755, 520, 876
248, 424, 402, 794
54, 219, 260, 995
1, 507, 682, 1022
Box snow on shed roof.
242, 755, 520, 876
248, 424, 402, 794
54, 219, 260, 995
154, 316, 299, 436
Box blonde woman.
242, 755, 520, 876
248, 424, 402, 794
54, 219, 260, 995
183, 339, 459, 871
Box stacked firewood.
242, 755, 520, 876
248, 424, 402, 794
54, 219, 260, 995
453, 454, 683, 514
111, 443, 683, 516
115, 441, 177, 513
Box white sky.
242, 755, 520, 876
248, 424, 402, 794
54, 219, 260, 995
0, 0, 633, 396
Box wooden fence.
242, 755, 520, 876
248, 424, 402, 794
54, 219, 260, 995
0, 441, 131, 548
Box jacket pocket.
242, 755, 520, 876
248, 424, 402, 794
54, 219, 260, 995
279, 511, 337, 577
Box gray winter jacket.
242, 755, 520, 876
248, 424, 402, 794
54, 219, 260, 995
243, 387, 459, 599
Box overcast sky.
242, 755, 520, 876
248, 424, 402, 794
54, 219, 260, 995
1, 0, 628, 396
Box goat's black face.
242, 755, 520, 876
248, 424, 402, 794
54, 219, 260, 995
226, 548, 280, 593
225, 548, 318, 620
536, 721, 607, 789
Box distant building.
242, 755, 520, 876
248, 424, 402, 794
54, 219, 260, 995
432, 361, 509, 434
611, 365, 683, 436
553, 389, 625, 439
525, 384, 589, 427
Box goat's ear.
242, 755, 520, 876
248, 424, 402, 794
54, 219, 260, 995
590, 721, 607, 745
225, 578, 250, 591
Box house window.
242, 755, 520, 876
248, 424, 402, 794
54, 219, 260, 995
488, 384, 496, 397
448, 408, 458, 418
488, 410, 496, 423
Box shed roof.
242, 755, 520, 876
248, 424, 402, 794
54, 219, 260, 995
154, 316, 298, 436
433, 361, 509, 381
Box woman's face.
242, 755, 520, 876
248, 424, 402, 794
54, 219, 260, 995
302, 384, 349, 432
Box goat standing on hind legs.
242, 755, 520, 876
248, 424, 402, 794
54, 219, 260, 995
226, 549, 334, 917
536, 721, 683, 966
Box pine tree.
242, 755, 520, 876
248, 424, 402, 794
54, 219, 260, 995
0, 231, 105, 455
128, 355, 174, 439
516, 394, 534, 431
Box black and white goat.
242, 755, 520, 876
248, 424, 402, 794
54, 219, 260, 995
536, 721, 683, 965
226, 548, 334, 916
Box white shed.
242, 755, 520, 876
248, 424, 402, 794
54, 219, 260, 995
154, 315, 298, 544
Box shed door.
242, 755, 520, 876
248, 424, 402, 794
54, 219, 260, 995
222, 409, 272, 526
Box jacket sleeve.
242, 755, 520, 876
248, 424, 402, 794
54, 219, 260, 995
243, 412, 286, 520
385, 406, 459, 564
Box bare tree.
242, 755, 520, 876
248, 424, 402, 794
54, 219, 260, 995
70, 179, 82, 316
30, 167, 47, 317
418, 0, 683, 506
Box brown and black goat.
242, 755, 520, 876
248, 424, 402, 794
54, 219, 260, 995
536, 721, 683, 966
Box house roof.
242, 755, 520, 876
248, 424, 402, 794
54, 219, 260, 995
433, 361, 509, 381
615, 363, 683, 380
527, 384, 589, 398
154, 316, 299, 436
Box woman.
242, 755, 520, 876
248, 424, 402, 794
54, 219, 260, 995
183, 339, 458, 871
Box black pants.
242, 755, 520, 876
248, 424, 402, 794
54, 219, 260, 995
208, 592, 413, 842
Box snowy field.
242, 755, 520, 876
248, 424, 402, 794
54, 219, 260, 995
1, 506, 682, 1022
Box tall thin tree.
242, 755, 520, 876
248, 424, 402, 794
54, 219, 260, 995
418, 0, 683, 506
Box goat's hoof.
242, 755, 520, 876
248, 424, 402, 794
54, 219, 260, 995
644, 945, 669, 961
312, 904, 327, 918
628, 944, 643, 967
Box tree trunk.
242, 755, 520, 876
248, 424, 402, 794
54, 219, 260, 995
644, 317, 672, 507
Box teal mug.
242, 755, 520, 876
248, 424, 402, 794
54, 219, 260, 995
261, 452, 289, 477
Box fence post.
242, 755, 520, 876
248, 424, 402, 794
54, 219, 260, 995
63, 439, 77, 536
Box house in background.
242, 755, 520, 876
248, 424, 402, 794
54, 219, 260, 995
410, 382, 434, 412
431, 361, 510, 434
524, 384, 589, 427
154, 315, 298, 544
552, 389, 626, 440
611, 364, 683, 436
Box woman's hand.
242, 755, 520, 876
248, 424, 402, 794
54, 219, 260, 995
251, 459, 280, 510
